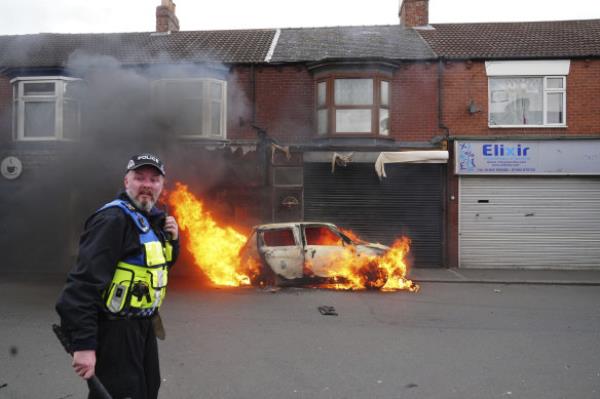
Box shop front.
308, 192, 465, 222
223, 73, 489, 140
455, 140, 600, 269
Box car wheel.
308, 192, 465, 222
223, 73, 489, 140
359, 261, 389, 290
251, 264, 277, 287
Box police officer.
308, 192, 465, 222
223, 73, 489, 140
56, 153, 179, 399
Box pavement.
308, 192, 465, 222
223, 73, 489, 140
408, 267, 600, 285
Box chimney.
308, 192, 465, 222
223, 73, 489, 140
156, 0, 180, 33
399, 0, 429, 27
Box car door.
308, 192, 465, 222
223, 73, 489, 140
302, 224, 351, 278
258, 226, 304, 280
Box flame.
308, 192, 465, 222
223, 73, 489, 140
308, 236, 418, 292
168, 183, 249, 286
168, 183, 418, 292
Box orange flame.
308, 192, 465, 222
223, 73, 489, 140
308, 236, 418, 292
168, 183, 249, 286
168, 183, 418, 292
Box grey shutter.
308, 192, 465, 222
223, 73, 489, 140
459, 176, 600, 269
304, 163, 445, 268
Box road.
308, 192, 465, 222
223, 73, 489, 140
1, 277, 599, 399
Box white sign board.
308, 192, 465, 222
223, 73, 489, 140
455, 140, 600, 175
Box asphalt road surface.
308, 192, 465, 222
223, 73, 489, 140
1, 277, 599, 399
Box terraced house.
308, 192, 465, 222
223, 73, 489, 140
1, 0, 599, 273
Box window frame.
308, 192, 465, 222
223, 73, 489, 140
488, 75, 567, 128
316, 73, 391, 137
153, 78, 227, 140
260, 228, 298, 248
303, 224, 344, 247
11, 76, 82, 141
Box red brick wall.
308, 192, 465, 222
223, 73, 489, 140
441, 59, 600, 136
391, 63, 439, 140
227, 66, 254, 140
254, 66, 314, 142
228, 63, 441, 143
0, 75, 12, 143
565, 60, 600, 133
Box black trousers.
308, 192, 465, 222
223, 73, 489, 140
89, 317, 160, 399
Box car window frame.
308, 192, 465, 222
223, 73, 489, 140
258, 227, 300, 248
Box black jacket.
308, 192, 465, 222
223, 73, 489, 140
55, 192, 179, 351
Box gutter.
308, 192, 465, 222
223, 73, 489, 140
439, 54, 599, 62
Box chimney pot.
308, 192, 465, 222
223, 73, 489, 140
399, 0, 429, 28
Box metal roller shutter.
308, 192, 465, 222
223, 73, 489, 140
304, 163, 445, 268
459, 176, 600, 269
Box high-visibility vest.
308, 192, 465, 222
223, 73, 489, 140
99, 200, 173, 317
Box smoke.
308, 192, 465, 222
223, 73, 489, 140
1, 49, 253, 275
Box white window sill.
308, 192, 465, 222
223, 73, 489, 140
177, 135, 227, 141
488, 125, 567, 129
15, 137, 79, 142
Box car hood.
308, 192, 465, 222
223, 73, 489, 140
356, 242, 390, 254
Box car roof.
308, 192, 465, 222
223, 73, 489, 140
253, 221, 337, 230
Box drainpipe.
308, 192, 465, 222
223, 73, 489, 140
437, 57, 451, 268
251, 64, 256, 124
437, 57, 450, 140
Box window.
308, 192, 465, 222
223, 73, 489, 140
12, 77, 81, 141
273, 167, 303, 187
489, 77, 566, 127
485, 60, 569, 128
262, 229, 296, 247
316, 76, 390, 136
304, 226, 343, 246
154, 79, 227, 139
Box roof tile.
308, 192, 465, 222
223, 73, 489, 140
0, 29, 276, 68
418, 19, 600, 59
271, 25, 435, 62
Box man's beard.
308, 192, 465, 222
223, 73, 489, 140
126, 190, 155, 212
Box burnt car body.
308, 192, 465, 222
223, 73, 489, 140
239, 222, 390, 288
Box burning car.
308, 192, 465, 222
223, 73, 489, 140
239, 222, 399, 289
169, 184, 416, 291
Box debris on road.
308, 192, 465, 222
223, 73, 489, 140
318, 305, 338, 316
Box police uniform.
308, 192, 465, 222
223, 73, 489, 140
56, 188, 179, 399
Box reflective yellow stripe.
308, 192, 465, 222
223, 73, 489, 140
145, 241, 167, 266
165, 242, 173, 262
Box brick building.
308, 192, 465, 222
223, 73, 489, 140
1, 0, 599, 273
418, 19, 600, 269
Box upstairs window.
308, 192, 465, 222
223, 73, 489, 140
489, 77, 566, 127
317, 76, 390, 136
486, 60, 569, 128
154, 78, 227, 139
12, 77, 81, 141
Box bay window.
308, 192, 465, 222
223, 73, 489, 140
317, 76, 390, 136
